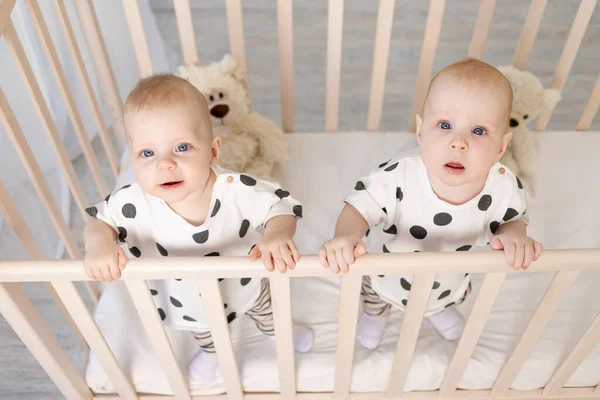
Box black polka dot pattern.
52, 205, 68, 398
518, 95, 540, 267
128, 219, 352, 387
433, 212, 452, 226
478, 195, 492, 211
248, 244, 256, 255
227, 312, 237, 324
410, 225, 427, 239
241, 278, 252, 286
224, 303, 228, 309
490, 221, 500, 234
129, 247, 141, 258
456, 245, 472, 251
157, 308, 166, 321
239, 219, 250, 238
175, 279, 182, 281
105, 193, 111, 202
120, 184, 131, 191
438, 290, 451, 300
503, 208, 518, 222
170, 296, 183, 307
445, 302, 456, 309
378, 275, 385, 278
150, 289, 158, 295
117, 227, 127, 243
122, 203, 137, 218
156, 243, 168, 256
384, 162, 399, 172
218, 278, 224, 282
382, 207, 387, 215
193, 230, 209, 244
293, 205, 303, 218
396, 187, 403, 201
516, 176, 523, 189
240, 175, 257, 186
355, 181, 366, 191
383, 225, 397, 235
433, 281, 440, 289
85, 206, 98, 218
400, 278, 411, 291
182, 315, 196, 322
210, 199, 221, 217
401, 299, 408, 306
205, 252, 220, 257
383, 244, 390, 253
365, 229, 370, 237
379, 160, 390, 168
275, 189, 290, 199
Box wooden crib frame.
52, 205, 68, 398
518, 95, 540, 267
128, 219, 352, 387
1, 0, 600, 399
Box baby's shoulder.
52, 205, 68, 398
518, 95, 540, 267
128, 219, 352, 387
488, 162, 524, 192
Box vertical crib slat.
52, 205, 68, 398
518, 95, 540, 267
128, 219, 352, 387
534, 0, 597, 131
0, 0, 16, 37
53, 0, 120, 176
225, 0, 248, 84
197, 278, 243, 400
122, 0, 154, 77
439, 273, 506, 396
543, 312, 600, 396
467, 0, 496, 59
125, 280, 190, 400
3, 21, 88, 216
53, 281, 138, 400
174, 0, 198, 65
72, 0, 126, 149
491, 271, 581, 396
270, 276, 297, 398
577, 73, 600, 130
277, 0, 295, 133
25, 0, 109, 197
367, 0, 395, 132
408, 0, 445, 132
333, 274, 363, 398
325, 0, 344, 133
386, 273, 436, 397
512, 0, 547, 69
0, 282, 93, 400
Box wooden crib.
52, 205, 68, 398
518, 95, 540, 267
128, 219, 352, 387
1, 0, 600, 399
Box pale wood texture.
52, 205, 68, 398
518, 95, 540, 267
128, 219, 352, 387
125, 280, 190, 399
277, 0, 295, 133
325, 0, 344, 132
269, 276, 297, 398
197, 278, 243, 400
408, 0, 445, 132
122, 0, 154, 77
0, 0, 16, 38
53, 281, 138, 399
467, 0, 496, 59
25, 0, 109, 197
534, 0, 597, 131
577, 73, 600, 130
53, 0, 120, 176
367, 0, 395, 132
173, 0, 198, 65
3, 21, 88, 216
333, 274, 363, 398
512, 0, 547, 69
491, 271, 581, 396
72, 0, 126, 148
225, 0, 248, 88
0, 282, 93, 400
386, 273, 436, 396
439, 273, 507, 395
543, 312, 600, 396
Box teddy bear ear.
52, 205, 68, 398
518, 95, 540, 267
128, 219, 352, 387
219, 54, 247, 84
542, 88, 561, 109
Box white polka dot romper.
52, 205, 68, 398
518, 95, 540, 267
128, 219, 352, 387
345, 148, 529, 316
86, 166, 302, 331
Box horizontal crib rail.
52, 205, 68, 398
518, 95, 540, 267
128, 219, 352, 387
1, 249, 599, 283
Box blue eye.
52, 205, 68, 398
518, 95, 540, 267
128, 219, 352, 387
472, 127, 486, 136
141, 149, 154, 158
176, 143, 190, 152
439, 121, 452, 130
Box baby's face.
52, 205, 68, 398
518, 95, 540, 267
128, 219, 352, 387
416, 76, 512, 191
125, 102, 218, 205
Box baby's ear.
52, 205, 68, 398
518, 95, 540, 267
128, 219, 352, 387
415, 114, 423, 144
210, 136, 222, 166
498, 130, 513, 159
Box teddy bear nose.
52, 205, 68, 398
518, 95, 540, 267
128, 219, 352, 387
509, 118, 519, 127
210, 104, 230, 119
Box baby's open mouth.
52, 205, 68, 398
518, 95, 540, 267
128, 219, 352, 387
444, 162, 465, 175
160, 180, 183, 189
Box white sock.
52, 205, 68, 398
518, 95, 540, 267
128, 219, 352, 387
356, 311, 386, 350
268, 325, 314, 353
188, 351, 219, 386
426, 307, 465, 341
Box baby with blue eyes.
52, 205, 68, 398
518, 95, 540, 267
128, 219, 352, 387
319, 58, 542, 349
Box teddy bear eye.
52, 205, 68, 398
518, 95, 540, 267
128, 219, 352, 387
523, 114, 529, 119
209, 95, 214, 102
219, 92, 224, 99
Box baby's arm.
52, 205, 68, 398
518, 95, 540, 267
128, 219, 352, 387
83, 217, 129, 282
319, 204, 369, 274
490, 220, 542, 270
250, 215, 299, 273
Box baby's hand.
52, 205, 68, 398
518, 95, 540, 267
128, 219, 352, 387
249, 234, 300, 273
84, 241, 129, 283
490, 234, 543, 270
318, 235, 366, 274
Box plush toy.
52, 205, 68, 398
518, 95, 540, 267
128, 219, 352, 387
497, 66, 561, 193
178, 55, 287, 181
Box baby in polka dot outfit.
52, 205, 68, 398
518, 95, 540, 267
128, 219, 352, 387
319, 58, 543, 350
83, 75, 313, 385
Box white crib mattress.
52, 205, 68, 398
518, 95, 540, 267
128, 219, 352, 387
86, 131, 600, 395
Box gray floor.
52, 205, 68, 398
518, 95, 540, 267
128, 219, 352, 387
2, 1, 599, 398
